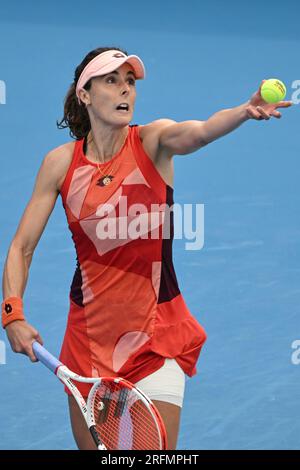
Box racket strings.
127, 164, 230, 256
92, 381, 162, 450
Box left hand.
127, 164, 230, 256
245, 80, 293, 120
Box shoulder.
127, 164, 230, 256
139, 119, 177, 141
44, 141, 75, 163
138, 119, 177, 162
42, 141, 76, 192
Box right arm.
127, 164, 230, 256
2, 145, 69, 361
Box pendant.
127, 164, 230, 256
97, 175, 114, 187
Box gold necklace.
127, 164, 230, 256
88, 131, 127, 186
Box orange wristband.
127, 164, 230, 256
1, 297, 25, 329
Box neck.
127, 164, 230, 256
87, 125, 129, 164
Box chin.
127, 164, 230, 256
115, 114, 133, 125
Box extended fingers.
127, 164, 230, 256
270, 110, 282, 118
247, 105, 283, 120
246, 106, 264, 120
256, 106, 271, 119
257, 106, 283, 119
276, 100, 293, 108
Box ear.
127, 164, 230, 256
78, 88, 91, 107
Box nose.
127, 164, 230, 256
121, 81, 130, 95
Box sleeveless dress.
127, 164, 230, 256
59, 124, 207, 396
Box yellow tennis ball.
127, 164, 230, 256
261, 79, 286, 104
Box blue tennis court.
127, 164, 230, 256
0, 0, 299, 449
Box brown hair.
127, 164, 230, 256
56, 46, 128, 140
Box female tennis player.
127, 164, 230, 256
1, 46, 293, 450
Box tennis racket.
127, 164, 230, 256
32, 341, 167, 450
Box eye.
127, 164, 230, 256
106, 76, 115, 83
128, 78, 136, 86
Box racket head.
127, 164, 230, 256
87, 377, 167, 450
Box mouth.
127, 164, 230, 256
116, 103, 130, 113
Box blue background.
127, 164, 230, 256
0, 0, 299, 449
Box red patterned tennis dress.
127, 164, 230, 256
59, 124, 207, 396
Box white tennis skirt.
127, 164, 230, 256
134, 358, 186, 408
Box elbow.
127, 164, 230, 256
9, 239, 34, 265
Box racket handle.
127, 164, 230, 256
32, 341, 62, 374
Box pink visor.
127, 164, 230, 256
75, 50, 145, 103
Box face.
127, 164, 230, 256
79, 62, 137, 127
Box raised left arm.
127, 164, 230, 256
159, 80, 293, 156
158, 104, 249, 155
